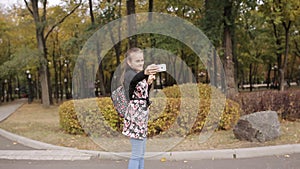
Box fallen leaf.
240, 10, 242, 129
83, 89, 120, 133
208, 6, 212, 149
160, 157, 166, 162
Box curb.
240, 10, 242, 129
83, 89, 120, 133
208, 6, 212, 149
1, 128, 300, 161
79, 144, 300, 160
0, 129, 93, 160
0, 129, 75, 150
0, 150, 92, 161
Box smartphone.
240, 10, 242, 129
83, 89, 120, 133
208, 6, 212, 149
157, 64, 166, 72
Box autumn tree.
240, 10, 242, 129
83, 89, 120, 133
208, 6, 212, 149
202, 0, 241, 97
235, 2, 276, 91
24, 0, 81, 106
260, 0, 300, 91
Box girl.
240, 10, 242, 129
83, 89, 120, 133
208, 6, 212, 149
122, 47, 158, 169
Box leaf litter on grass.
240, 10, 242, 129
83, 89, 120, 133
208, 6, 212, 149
0, 102, 299, 151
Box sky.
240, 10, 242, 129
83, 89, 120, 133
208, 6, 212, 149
0, 0, 62, 8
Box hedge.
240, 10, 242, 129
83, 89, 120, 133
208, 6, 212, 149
232, 89, 300, 120
59, 83, 240, 137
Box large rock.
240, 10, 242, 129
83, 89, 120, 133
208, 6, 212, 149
233, 111, 280, 142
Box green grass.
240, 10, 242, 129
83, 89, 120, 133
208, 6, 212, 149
0, 101, 299, 151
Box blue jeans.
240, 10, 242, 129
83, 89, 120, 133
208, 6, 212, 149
128, 138, 146, 169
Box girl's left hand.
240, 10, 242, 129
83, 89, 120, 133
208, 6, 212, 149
147, 74, 156, 84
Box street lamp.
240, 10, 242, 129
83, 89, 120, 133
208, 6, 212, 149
198, 71, 206, 83
198, 71, 206, 77
15, 87, 19, 99
4, 79, 8, 102
64, 77, 68, 99
64, 59, 71, 98
64, 59, 69, 67
25, 70, 33, 103
271, 65, 278, 89
95, 80, 100, 97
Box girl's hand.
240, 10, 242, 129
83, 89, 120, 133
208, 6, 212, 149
147, 74, 156, 84
144, 64, 159, 75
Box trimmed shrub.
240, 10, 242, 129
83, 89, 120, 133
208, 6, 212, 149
59, 100, 85, 135
59, 83, 240, 136
59, 98, 122, 136
159, 83, 240, 132
157, 83, 213, 99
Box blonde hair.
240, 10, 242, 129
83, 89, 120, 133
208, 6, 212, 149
120, 47, 143, 84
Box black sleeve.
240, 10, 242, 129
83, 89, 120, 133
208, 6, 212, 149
129, 70, 149, 100
130, 71, 148, 86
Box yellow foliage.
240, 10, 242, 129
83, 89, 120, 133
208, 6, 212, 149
58, 83, 240, 136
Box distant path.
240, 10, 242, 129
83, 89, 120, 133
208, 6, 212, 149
0, 99, 27, 122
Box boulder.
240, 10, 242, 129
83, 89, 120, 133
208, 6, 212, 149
233, 111, 280, 142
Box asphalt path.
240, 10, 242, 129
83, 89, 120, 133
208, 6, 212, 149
0, 153, 300, 169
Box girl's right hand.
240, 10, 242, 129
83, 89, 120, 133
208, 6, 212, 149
144, 64, 159, 75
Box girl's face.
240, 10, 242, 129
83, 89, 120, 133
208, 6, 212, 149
127, 52, 144, 72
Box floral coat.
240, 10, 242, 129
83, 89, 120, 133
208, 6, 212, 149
122, 70, 150, 140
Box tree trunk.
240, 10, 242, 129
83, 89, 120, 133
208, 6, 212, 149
109, 0, 122, 66
97, 47, 106, 96
1, 82, 4, 102
270, 20, 281, 90
267, 64, 272, 88
39, 62, 51, 106
289, 49, 297, 82
249, 63, 253, 92
148, 0, 155, 61
8, 77, 12, 101
105, 0, 122, 90
223, 1, 237, 98
178, 50, 185, 84
88, 0, 95, 24
223, 24, 236, 96
126, 0, 137, 48
116, 0, 122, 65
88, 0, 106, 96
280, 21, 291, 91
59, 56, 63, 100
52, 38, 59, 103
39, 31, 52, 106
24, 0, 51, 106
213, 47, 218, 86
